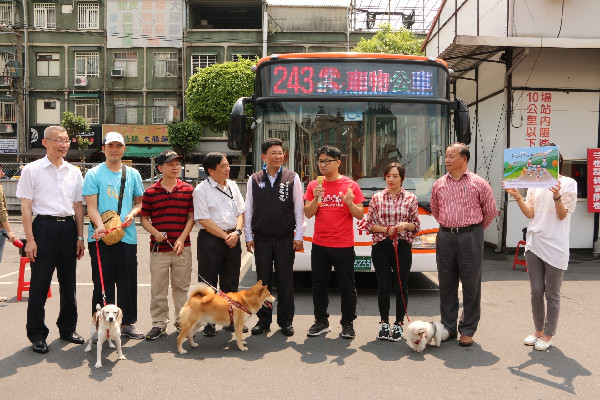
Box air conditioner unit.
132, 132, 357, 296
111, 68, 125, 77
74, 76, 88, 86
167, 106, 181, 123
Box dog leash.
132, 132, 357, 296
389, 227, 411, 324
93, 223, 125, 307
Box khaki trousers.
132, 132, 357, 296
149, 247, 192, 328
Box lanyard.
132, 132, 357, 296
214, 184, 233, 200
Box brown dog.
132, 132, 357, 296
177, 280, 275, 354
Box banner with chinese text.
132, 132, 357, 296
588, 148, 600, 213
102, 125, 169, 145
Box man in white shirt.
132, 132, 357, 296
16, 126, 85, 354
244, 138, 304, 337
193, 152, 245, 336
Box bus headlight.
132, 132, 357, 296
412, 231, 437, 249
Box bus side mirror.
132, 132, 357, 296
454, 98, 471, 145
228, 97, 251, 151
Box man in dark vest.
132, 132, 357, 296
244, 138, 305, 337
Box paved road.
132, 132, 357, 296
1, 220, 598, 399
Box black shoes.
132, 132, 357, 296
341, 322, 355, 339
281, 324, 294, 337
307, 320, 331, 337
32, 340, 49, 354
203, 324, 216, 337
60, 331, 85, 344
251, 323, 270, 335
223, 324, 249, 333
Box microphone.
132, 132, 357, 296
317, 176, 324, 206
1, 232, 23, 248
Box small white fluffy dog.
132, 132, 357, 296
405, 320, 449, 353
84, 304, 126, 368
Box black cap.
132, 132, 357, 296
156, 150, 182, 165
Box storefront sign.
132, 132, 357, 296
29, 125, 102, 148
588, 148, 600, 213
102, 124, 169, 145
0, 138, 17, 154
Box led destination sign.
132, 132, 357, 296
260, 61, 444, 98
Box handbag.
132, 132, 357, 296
100, 166, 127, 245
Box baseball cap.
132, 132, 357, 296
156, 149, 182, 165
103, 131, 125, 145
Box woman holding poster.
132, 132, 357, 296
505, 148, 577, 351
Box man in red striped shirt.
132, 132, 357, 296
431, 142, 497, 347
140, 150, 194, 340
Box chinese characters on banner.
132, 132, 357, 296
107, 0, 183, 48
102, 125, 169, 145
588, 148, 600, 213
525, 91, 552, 147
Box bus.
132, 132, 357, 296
228, 52, 471, 272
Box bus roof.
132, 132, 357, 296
256, 52, 448, 68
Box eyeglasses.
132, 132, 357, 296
317, 158, 337, 166
46, 138, 71, 145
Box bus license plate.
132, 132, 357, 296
354, 256, 372, 271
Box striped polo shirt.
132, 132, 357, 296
141, 178, 194, 252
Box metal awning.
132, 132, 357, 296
439, 35, 600, 82
123, 146, 167, 158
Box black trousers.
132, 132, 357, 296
89, 241, 138, 325
311, 244, 357, 325
197, 230, 241, 294
254, 238, 295, 327
436, 226, 484, 337
371, 238, 412, 324
26, 217, 78, 342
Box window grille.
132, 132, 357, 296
0, 1, 15, 26
114, 98, 138, 124
78, 3, 99, 29
154, 53, 178, 78
75, 52, 99, 77
191, 54, 217, 74
33, 3, 56, 29
114, 52, 138, 77
75, 99, 99, 124
152, 98, 176, 124
0, 101, 16, 122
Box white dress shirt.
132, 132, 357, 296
243, 168, 305, 242
193, 176, 245, 230
16, 156, 83, 216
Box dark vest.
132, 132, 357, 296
250, 168, 296, 240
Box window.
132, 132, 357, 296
114, 98, 138, 124
0, 101, 15, 122
37, 99, 60, 124
191, 54, 217, 74
231, 54, 257, 62
0, 51, 14, 84
0, 1, 15, 26
33, 3, 56, 29
36, 53, 60, 77
43, 101, 56, 110
113, 52, 137, 77
152, 98, 176, 124
75, 52, 99, 77
78, 2, 99, 29
75, 99, 99, 124
154, 53, 178, 78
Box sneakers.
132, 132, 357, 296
535, 339, 552, 351
223, 324, 249, 333
203, 324, 216, 337
145, 327, 166, 340
307, 320, 331, 337
377, 322, 390, 340
174, 322, 181, 333
341, 322, 355, 339
389, 323, 403, 342
524, 335, 540, 346
121, 324, 144, 340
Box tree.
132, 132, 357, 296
60, 111, 92, 163
353, 23, 424, 55
167, 120, 203, 161
185, 58, 256, 180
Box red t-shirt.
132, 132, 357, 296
304, 175, 365, 248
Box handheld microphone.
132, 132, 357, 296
317, 176, 324, 206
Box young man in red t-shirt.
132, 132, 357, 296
304, 145, 365, 339
140, 150, 194, 339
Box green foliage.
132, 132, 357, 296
353, 23, 424, 55
167, 120, 203, 161
185, 57, 256, 133
61, 111, 91, 162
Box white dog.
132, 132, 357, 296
405, 321, 449, 353
84, 304, 126, 368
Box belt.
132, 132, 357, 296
199, 229, 235, 235
36, 215, 74, 222
440, 222, 482, 234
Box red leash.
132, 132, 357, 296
93, 224, 123, 307
389, 226, 411, 324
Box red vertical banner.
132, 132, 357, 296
588, 148, 600, 213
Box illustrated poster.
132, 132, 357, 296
503, 146, 559, 189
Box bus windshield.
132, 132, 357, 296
254, 100, 447, 203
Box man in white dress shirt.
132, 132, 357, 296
193, 152, 245, 336
16, 126, 85, 354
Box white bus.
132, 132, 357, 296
229, 53, 471, 272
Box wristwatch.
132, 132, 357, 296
234, 229, 242, 236
77, 236, 85, 241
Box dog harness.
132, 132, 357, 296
217, 290, 251, 326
